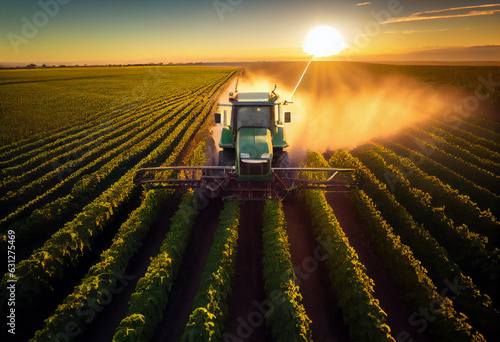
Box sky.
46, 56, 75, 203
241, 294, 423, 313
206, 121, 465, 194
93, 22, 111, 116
0, 0, 499, 65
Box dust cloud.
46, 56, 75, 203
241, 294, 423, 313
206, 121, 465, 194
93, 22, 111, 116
238, 62, 458, 151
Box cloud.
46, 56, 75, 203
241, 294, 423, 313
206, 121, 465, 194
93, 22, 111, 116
382, 4, 500, 24
356, 2, 371, 6
383, 28, 471, 34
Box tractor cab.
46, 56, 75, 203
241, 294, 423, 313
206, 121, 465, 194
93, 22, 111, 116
215, 91, 291, 181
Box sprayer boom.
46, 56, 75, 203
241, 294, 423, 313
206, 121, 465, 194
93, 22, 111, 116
133, 166, 353, 200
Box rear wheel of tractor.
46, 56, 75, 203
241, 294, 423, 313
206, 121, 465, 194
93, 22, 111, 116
272, 151, 290, 168
205, 135, 217, 167
218, 150, 235, 167
273, 151, 291, 200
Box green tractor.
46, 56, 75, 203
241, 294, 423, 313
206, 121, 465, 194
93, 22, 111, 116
215, 89, 291, 178
134, 86, 352, 200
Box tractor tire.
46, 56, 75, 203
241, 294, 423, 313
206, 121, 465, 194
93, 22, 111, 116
272, 151, 290, 168
218, 150, 235, 167
272, 151, 293, 201
273, 151, 291, 181
205, 135, 217, 166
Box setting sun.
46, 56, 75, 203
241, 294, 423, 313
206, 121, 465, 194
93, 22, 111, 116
303, 26, 347, 57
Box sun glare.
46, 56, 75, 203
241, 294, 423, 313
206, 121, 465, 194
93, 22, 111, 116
303, 26, 347, 57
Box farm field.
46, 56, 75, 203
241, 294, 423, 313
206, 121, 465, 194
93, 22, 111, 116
1, 62, 499, 342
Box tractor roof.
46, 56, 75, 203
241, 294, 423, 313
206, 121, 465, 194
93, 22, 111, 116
229, 92, 278, 106
232, 101, 275, 106
237, 92, 270, 100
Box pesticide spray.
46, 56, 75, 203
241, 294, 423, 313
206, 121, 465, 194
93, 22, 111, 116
238, 26, 460, 152
239, 61, 459, 152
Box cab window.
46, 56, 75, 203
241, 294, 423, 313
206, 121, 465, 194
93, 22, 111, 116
236, 106, 271, 129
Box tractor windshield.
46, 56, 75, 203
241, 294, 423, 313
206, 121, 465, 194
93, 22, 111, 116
236, 106, 271, 129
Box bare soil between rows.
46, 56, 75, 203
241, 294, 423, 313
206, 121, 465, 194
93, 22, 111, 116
325, 191, 433, 342
224, 201, 271, 341
151, 199, 223, 342
82, 194, 181, 342
283, 198, 350, 342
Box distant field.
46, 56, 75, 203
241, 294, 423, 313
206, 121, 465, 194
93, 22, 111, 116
244, 61, 500, 97
360, 62, 500, 95
0, 66, 235, 145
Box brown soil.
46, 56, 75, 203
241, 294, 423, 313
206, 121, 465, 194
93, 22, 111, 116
224, 201, 271, 341
283, 200, 351, 342
81, 195, 181, 342
151, 198, 223, 342
325, 191, 433, 342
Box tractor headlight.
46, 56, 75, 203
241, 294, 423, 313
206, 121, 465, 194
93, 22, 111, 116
240, 153, 251, 159
261, 153, 271, 159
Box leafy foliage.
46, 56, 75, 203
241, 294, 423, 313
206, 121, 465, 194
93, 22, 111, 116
0, 70, 236, 321
330, 149, 494, 340
113, 191, 199, 342
302, 151, 395, 342
262, 199, 312, 342
181, 200, 240, 342
352, 146, 499, 283
31, 189, 173, 341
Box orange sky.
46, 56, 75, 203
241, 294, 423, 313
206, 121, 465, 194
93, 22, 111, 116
1, 0, 499, 65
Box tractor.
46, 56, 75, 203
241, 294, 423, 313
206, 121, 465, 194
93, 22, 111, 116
133, 86, 353, 200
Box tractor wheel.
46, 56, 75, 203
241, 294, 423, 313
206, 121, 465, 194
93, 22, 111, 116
273, 151, 295, 199
205, 135, 217, 166
273, 151, 290, 188
272, 151, 290, 168
218, 150, 235, 166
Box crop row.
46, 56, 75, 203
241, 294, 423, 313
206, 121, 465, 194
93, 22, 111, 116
30, 188, 174, 341
1, 73, 232, 243
262, 200, 312, 341
417, 122, 500, 166
432, 117, 499, 153
33, 134, 211, 341
352, 147, 498, 287
181, 200, 240, 342
303, 151, 395, 341
368, 143, 499, 247
462, 115, 500, 136
404, 127, 499, 194
1, 97, 199, 241
1, 75, 218, 168
0, 70, 226, 163
380, 139, 498, 216
1, 80, 217, 207
0, 94, 192, 204
330, 150, 498, 339
0, 87, 197, 189
0, 105, 126, 165
411, 124, 499, 175
113, 191, 199, 342
112, 139, 210, 342
0, 72, 233, 316
448, 118, 499, 148
348, 189, 488, 341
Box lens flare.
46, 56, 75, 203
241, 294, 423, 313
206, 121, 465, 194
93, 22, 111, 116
303, 26, 347, 57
